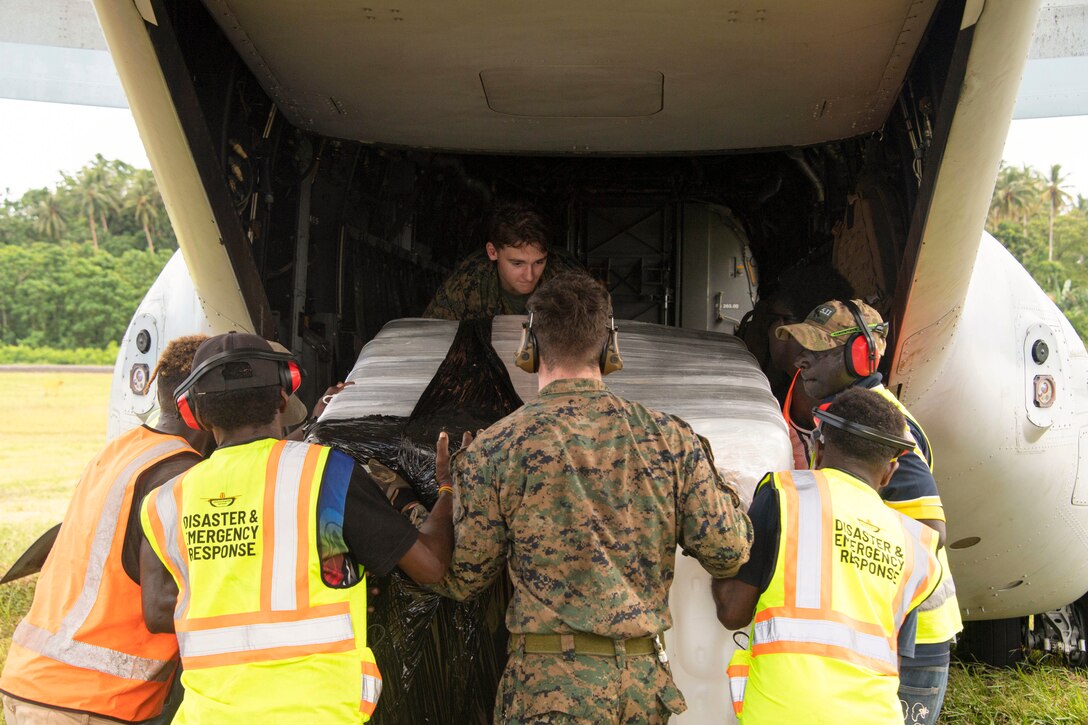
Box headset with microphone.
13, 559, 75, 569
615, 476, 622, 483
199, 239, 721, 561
514, 312, 623, 375
812, 406, 914, 458
174, 348, 303, 430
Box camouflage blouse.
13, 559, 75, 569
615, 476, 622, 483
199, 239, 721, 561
422, 247, 582, 320
439, 378, 753, 638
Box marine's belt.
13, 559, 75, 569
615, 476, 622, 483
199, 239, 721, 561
517, 632, 660, 657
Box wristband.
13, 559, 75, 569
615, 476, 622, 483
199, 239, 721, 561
438, 485, 454, 496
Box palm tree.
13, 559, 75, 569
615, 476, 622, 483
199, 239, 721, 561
989, 163, 1038, 232
65, 168, 118, 252
127, 169, 162, 252
32, 192, 66, 242
1041, 163, 1073, 261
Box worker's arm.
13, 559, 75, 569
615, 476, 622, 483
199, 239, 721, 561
677, 433, 753, 578
430, 432, 510, 601
139, 535, 178, 634
712, 578, 761, 631
334, 432, 466, 586
709, 476, 780, 630
394, 432, 467, 584
918, 518, 947, 547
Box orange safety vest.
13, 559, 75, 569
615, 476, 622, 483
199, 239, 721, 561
140, 439, 380, 723
0, 427, 195, 722
727, 469, 941, 722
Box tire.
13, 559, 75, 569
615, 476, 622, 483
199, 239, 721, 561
955, 617, 1025, 668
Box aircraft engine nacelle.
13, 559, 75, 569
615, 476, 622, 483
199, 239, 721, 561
900, 233, 1088, 620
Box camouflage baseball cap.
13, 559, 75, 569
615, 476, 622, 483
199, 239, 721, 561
775, 299, 888, 354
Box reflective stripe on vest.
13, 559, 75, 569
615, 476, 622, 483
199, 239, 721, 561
726, 659, 748, 716
270, 439, 311, 611
894, 516, 939, 626
361, 658, 382, 717
12, 620, 173, 682
177, 613, 355, 659
753, 616, 896, 673
12, 438, 188, 682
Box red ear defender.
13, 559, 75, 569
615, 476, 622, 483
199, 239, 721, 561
286, 361, 302, 394
846, 334, 875, 377
176, 391, 201, 430
841, 299, 879, 378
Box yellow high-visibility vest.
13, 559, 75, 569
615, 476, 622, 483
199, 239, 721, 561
1, 427, 192, 722
870, 384, 964, 645
141, 439, 381, 723
728, 469, 940, 723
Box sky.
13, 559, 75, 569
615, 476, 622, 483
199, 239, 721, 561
0, 99, 149, 200
1, 97, 1087, 201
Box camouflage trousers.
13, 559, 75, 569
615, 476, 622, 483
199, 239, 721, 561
494, 648, 686, 724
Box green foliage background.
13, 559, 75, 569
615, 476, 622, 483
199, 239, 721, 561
987, 161, 1088, 339
0, 156, 176, 357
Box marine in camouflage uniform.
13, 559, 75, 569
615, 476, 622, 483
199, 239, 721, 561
436, 272, 753, 724
422, 246, 583, 320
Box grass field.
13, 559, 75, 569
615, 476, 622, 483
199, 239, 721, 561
1, 370, 1087, 722
0, 371, 111, 569
0, 371, 113, 723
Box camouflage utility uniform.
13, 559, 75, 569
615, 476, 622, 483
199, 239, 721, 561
439, 378, 753, 724
423, 247, 583, 320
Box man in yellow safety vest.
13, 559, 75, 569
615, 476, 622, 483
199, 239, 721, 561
776, 299, 963, 724
713, 387, 941, 723
139, 332, 456, 722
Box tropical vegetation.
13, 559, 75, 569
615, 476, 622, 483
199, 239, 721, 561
0, 156, 176, 354
987, 161, 1088, 338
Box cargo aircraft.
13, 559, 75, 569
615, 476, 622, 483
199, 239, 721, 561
10, 0, 1088, 720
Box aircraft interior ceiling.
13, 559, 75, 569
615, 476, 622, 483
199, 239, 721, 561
200, 0, 940, 153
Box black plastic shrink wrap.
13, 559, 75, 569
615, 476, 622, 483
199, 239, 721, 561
313, 320, 520, 724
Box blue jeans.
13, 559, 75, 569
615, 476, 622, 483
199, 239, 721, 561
898, 663, 949, 724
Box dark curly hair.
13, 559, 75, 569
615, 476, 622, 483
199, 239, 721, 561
152, 334, 208, 415
528, 271, 611, 370
822, 388, 908, 465
488, 200, 550, 250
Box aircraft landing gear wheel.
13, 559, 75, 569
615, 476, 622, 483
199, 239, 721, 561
956, 617, 1026, 668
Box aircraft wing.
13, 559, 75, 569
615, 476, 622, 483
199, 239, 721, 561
0, 0, 126, 108
1014, 1, 1088, 119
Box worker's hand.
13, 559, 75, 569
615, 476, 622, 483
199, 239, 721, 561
311, 381, 354, 419
435, 430, 474, 487
367, 458, 419, 514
